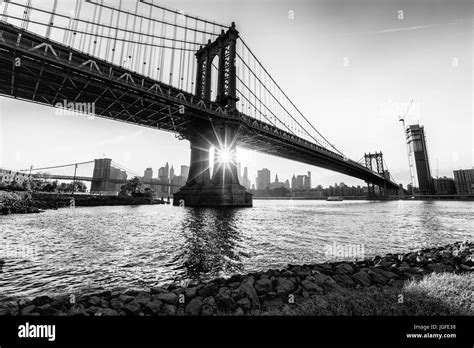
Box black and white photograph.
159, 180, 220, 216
0, 0, 472, 346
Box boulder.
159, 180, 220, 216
335, 263, 354, 274
95, 308, 119, 316
121, 301, 142, 315
154, 292, 178, 305
352, 272, 371, 287
184, 297, 202, 315
236, 297, 251, 310
215, 287, 234, 308
197, 283, 219, 298
144, 300, 163, 315
301, 279, 323, 293
275, 278, 296, 295
333, 274, 355, 287
161, 304, 177, 315
254, 278, 273, 294
20, 304, 36, 316
201, 296, 217, 316
67, 304, 87, 316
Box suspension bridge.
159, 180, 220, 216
0, 0, 401, 206
14, 158, 181, 190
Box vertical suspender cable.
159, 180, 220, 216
168, 12, 177, 86
111, 0, 122, 65
91, 0, 103, 57
87, 3, 98, 53
190, 19, 197, 93
158, 10, 166, 81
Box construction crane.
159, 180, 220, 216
398, 99, 416, 196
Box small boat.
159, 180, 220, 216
326, 196, 343, 201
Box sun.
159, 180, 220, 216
218, 148, 231, 163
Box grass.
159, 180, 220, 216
247, 272, 473, 316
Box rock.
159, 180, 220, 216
254, 278, 273, 294
67, 304, 87, 316
333, 274, 356, 287
301, 279, 323, 293
36, 304, 57, 316
197, 283, 219, 298
86, 306, 100, 316
236, 297, 251, 310
281, 270, 294, 277
144, 300, 163, 315
118, 294, 135, 303
134, 292, 151, 305
155, 292, 178, 305
185, 287, 197, 299
310, 272, 333, 285
184, 297, 202, 315
87, 296, 101, 307
32, 295, 51, 306
50, 296, 71, 310
335, 263, 354, 274
352, 272, 371, 287
122, 301, 142, 315
95, 308, 119, 316
426, 263, 454, 273
367, 270, 387, 284
150, 287, 168, 295
233, 307, 245, 315
275, 278, 296, 295
239, 282, 260, 308
161, 304, 177, 315
370, 268, 398, 279
201, 296, 217, 316
215, 287, 234, 308
20, 304, 36, 316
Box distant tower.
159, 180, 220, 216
170, 165, 175, 180
406, 124, 434, 194
275, 174, 279, 183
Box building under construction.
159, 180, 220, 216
405, 124, 434, 195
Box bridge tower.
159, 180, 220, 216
173, 23, 252, 207
364, 152, 388, 198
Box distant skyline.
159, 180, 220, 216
0, 0, 472, 187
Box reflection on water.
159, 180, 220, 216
173, 208, 244, 282
0, 200, 472, 299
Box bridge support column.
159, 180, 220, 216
173, 124, 252, 207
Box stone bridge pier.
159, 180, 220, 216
172, 123, 252, 207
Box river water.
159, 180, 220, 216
0, 199, 472, 299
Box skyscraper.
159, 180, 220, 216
256, 168, 271, 190
170, 165, 175, 180
180, 165, 190, 180
406, 124, 434, 194
143, 167, 153, 181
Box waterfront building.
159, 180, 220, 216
433, 177, 456, 195
453, 168, 474, 194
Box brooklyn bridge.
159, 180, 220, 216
0, 0, 401, 206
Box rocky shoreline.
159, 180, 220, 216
0, 191, 168, 215
0, 241, 472, 316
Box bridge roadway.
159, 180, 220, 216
0, 21, 399, 190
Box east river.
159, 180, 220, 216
0, 199, 472, 299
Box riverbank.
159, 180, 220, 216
0, 241, 471, 316
0, 190, 168, 214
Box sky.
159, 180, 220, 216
0, 0, 472, 188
